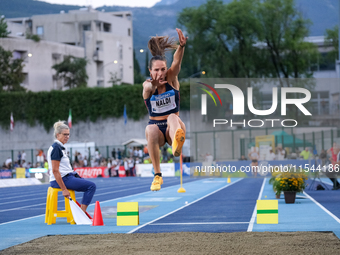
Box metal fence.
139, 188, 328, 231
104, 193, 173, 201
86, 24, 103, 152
191, 127, 340, 161
2, 128, 340, 166
0, 145, 128, 168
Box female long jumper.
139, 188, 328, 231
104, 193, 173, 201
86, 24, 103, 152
143, 28, 187, 191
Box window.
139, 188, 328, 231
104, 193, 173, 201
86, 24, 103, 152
83, 24, 91, 31
128, 28, 131, 36
13, 50, 28, 62
120, 64, 123, 80
96, 41, 103, 51
21, 73, 29, 87
97, 80, 104, 87
311, 53, 336, 71
97, 62, 104, 78
103, 23, 111, 32
36, 26, 44, 35
119, 45, 123, 60
125, 13, 132, 20
52, 53, 61, 65
319, 53, 335, 71
96, 22, 101, 31
13, 51, 22, 59
319, 91, 329, 99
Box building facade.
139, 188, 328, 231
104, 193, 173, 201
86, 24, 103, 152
4, 7, 134, 91
0, 37, 84, 91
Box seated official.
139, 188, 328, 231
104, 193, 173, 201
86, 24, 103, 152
48, 121, 96, 212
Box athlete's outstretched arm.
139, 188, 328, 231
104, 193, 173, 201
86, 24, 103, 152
142, 73, 167, 99
168, 28, 187, 79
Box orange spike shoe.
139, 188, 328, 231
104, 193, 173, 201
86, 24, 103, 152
172, 128, 185, 157
150, 175, 163, 191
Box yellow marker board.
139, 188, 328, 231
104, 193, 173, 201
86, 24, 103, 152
117, 202, 139, 226
257, 200, 278, 224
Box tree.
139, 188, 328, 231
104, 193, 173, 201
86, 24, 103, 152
177, 0, 317, 80
178, 0, 266, 78
258, 0, 318, 79
144, 51, 149, 77
0, 46, 25, 92
0, 16, 10, 38
325, 25, 338, 63
52, 56, 88, 89
133, 50, 144, 84
177, 41, 201, 80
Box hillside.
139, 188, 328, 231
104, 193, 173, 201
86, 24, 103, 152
1, 0, 337, 48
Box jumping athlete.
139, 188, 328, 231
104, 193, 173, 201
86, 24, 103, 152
143, 28, 187, 191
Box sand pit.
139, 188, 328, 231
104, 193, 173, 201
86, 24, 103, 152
1, 231, 340, 255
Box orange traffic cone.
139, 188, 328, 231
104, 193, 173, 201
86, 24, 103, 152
92, 201, 104, 226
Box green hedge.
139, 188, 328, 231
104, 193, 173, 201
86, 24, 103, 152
0, 83, 190, 131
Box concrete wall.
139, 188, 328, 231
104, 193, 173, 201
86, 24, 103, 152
1, 108, 338, 164
0, 111, 191, 151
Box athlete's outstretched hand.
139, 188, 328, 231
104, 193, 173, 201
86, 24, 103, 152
176, 28, 188, 47
146, 73, 167, 87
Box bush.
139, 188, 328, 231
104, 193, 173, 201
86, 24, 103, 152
0, 83, 190, 131
26, 34, 41, 42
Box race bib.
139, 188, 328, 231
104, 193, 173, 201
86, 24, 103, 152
150, 90, 177, 113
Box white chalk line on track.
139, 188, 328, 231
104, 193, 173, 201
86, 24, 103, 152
0, 178, 168, 200
150, 222, 249, 225
0, 179, 200, 225
0, 179, 180, 205
0, 214, 46, 226
0, 179, 182, 208
0, 184, 154, 212
247, 178, 266, 232
128, 178, 243, 234
303, 191, 340, 224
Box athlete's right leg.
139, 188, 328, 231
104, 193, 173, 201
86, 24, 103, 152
166, 114, 186, 157
146, 124, 165, 191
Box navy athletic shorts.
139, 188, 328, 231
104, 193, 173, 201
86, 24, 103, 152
148, 119, 168, 143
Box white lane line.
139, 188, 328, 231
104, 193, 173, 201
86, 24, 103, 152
128, 178, 243, 234
0, 179, 201, 223
0, 179, 161, 200
0, 180, 178, 204
0, 194, 84, 205
94, 180, 181, 197
0, 214, 45, 226
150, 222, 249, 225
0, 197, 55, 206
0, 187, 49, 200
303, 191, 340, 224
247, 178, 266, 232
0, 202, 58, 213
0, 181, 180, 209
0, 185, 151, 212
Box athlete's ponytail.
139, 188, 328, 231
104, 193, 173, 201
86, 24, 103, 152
148, 35, 178, 69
